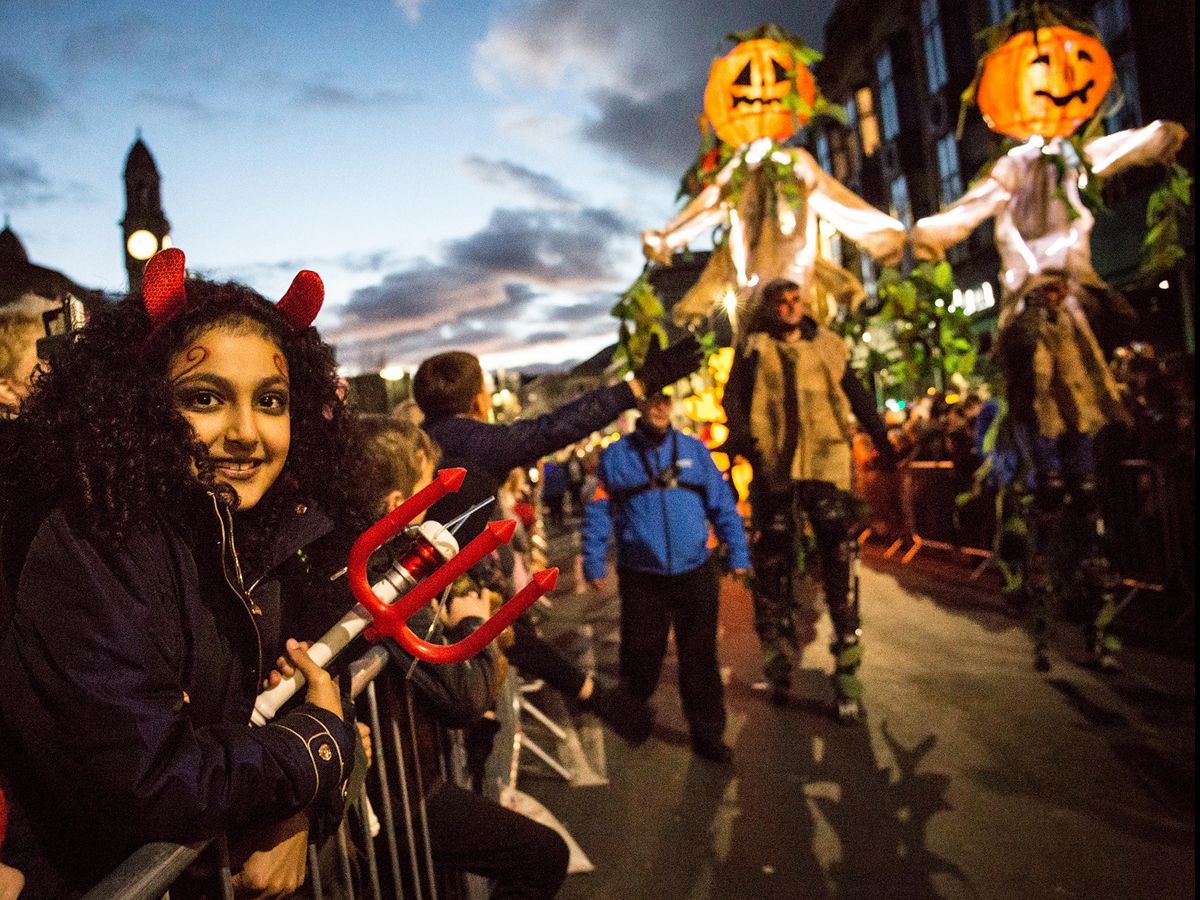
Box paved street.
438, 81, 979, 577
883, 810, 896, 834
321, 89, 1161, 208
516, 527, 1195, 900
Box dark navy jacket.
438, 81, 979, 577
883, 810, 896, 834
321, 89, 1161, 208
0, 493, 358, 897
423, 381, 637, 543
582, 428, 750, 580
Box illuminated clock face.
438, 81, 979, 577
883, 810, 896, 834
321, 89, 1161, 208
126, 229, 159, 260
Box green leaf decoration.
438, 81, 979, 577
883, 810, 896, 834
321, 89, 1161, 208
1140, 162, 1193, 276
861, 261, 978, 396
611, 270, 669, 374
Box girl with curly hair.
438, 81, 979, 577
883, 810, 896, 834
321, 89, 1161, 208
0, 248, 360, 897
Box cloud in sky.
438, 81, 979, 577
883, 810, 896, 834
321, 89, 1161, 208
461, 156, 579, 205
0, 141, 91, 209
392, 0, 426, 24
293, 83, 422, 110
58, 12, 165, 68
582, 84, 706, 174
0, 58, 56, 129
328, 202, 636, 370
474, 0, 838, 175
134, 91, 225, 123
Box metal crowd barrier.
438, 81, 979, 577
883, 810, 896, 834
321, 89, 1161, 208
83, 643, 475, 900
1106, 458, 1194, 627
872, 461, 995, 569
861, 456, 1193, 627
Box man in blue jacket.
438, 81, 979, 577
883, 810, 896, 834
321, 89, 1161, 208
583, 391, 750, 764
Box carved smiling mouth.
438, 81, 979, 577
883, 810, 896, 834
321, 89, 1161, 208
732, 96, 783, 108
1034, 79, 1096, 107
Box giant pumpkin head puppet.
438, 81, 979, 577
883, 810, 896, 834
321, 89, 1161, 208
965, 4, 1114, 142
704, 35, 818, 147
679, 24, 832, 200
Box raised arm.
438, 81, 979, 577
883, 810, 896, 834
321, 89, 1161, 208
642, 155, 745, 264
791, 150, 907, 265
912, 165, 1011, 261
1085, 120, 1187, 179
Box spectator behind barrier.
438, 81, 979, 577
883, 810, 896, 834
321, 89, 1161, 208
0, 251, 359, 896
339, 413, 570, 899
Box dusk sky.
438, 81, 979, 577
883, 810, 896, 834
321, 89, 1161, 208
1, 0, 837, 373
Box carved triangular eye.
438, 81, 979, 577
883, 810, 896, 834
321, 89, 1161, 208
772, 59, 789, 82
734, 62, 753, 86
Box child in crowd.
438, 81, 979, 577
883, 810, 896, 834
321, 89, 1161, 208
344, 414, 569, 899
0, 248, 359, 896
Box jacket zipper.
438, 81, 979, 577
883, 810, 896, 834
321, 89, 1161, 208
208, 493, 264, 690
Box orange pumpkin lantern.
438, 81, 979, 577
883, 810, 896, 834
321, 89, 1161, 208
704, 38, 817, 147
976, 25, 1113, 141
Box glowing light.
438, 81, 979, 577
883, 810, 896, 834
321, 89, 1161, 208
1159, 279, 1170, 289
126, 229, 158, 260
862, 331, 872, 342
379, 365, 407, 381
934, 298, 944, 308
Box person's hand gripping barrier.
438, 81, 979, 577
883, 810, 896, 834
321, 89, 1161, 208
251, 468, 555, 724
347, 486, 558, 665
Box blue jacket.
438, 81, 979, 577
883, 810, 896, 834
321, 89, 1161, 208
582, 428, 750, 580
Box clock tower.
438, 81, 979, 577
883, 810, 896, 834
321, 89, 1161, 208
121, 132, 171, 293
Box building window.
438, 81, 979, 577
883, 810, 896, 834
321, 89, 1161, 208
935, 133, 963, 207
920, 0, 949, 94
987, 0, 1015, 24
1093, 0, 1142, 132
876, 49, 901, 142
854, 86, 880, 157
830, 127, 852, 181
890, 175, 913, 228
815, 129, 833, 173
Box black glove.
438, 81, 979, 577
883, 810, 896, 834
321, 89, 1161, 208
634, 336, 703, 394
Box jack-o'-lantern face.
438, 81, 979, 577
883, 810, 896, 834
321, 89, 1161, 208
704, 38, 817, 147
976, 25, 1113, 141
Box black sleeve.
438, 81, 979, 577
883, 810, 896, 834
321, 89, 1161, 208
381, 606, 498, 728
494, 382, 637, 473
840, 369, 895, 462
721, 347, 758, 459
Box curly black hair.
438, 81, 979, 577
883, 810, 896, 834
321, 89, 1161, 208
3, 277, 353, 546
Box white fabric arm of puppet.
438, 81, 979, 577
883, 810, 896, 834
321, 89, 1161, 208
911, 173, 1011, 262
250, 580, 403, 726
1085, 120, 1188, 179
642, 184, 729, 265
796, 153, 907, 265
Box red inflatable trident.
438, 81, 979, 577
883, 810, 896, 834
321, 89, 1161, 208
346, 467, 558, 664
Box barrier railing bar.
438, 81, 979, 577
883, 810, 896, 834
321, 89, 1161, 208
366, 680, 408, 900
386, 678, 425, 900
404, 683, 440, 899
307, 842, 324, 900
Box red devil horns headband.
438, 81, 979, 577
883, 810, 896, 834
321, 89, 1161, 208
141, 247, 324, 332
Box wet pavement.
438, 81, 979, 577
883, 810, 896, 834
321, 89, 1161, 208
515, 524, 1195, 900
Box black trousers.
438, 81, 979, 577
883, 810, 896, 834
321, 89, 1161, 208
425, 782, 569, 900
617, 561, 725, 742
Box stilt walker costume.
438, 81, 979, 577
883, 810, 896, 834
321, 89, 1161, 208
912, 6, 1188, 671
